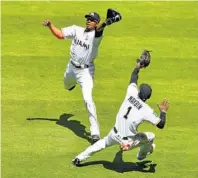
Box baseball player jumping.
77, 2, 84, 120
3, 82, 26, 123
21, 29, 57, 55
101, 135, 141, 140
72, 50, 169, 166
43, 9, 122, 143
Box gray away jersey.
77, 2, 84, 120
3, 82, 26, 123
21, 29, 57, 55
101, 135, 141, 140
115, 83, 161, 137
61, 25, 103, 65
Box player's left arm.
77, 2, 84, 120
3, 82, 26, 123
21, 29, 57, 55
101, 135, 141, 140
156, 98, 169, 129
43, 20, 64, 39
95, 21, 106, 38
129, 62, 144, 85
129, 50, 151, 85
145, 98, 169, 129
95, 8, 122, 38
156, 111, 166, 129
125, 61, 145, 97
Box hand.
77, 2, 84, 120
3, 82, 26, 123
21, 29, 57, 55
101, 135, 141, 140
96, 22, 106, 31
136, 61, 145, 69
43, 20, 51, 27
157, 98, 169, 112
105, 18, 114, 26
120, 143, 130, 151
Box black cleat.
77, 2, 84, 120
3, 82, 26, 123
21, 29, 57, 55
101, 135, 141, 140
91, 135, 100, 144
68, 85, 76, 91
72, 158, 81, 166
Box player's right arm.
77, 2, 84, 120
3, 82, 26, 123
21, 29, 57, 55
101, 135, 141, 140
43, 20, 76, 40
43, 20, 64, 39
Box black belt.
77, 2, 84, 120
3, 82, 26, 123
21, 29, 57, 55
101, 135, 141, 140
71, 60, 89, 69
113, 127, 128, 140
113, 127, 118, 133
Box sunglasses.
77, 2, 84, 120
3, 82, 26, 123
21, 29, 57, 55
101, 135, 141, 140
87, 18, 97, 23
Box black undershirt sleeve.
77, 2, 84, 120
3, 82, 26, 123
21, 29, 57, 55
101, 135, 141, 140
156, 111, 166, 129
95, 30, 104, 38
129, 67, 140, 84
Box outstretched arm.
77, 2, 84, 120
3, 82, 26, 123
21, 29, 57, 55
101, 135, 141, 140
95, 8, 122, 38
43, 20, 64, 39
95, 21, 106, 37
96, 21, 107, 32
129, 50, 151, 84
129, 62, 144, 84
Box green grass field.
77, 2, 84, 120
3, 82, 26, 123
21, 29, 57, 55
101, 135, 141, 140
1, 1, 198, 178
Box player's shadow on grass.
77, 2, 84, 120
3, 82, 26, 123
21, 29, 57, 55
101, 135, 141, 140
26, 113, 92, 143
56, 113, 92, 143
79, 150, 157, 173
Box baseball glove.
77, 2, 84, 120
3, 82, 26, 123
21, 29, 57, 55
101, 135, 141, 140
105, 8, 122, 26
136, 50, 152, 68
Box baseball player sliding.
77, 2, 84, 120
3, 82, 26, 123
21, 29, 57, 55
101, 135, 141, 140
43, 9, 122, 144
72, 50, 169, 166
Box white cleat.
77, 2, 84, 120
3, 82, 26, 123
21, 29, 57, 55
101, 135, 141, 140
148, 143, 155, 155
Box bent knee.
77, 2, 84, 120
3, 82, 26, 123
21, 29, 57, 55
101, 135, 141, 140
64, 81, 76, 90
146, 132, 155, 142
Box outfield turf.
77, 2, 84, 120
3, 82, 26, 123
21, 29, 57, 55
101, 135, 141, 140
1, 1, 198, 178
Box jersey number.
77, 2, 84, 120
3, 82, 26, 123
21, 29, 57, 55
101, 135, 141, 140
124, 106, 132, 119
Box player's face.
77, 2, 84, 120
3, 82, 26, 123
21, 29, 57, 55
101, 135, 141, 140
86, 18, 97, 30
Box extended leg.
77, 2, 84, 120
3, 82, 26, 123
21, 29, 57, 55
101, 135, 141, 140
73, 130, 118, 166
76, 68, 100, 141
74, 138, 106, 164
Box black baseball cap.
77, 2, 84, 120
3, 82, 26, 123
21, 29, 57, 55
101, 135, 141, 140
85, 12, 100, 23
138, 83, 152, 102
